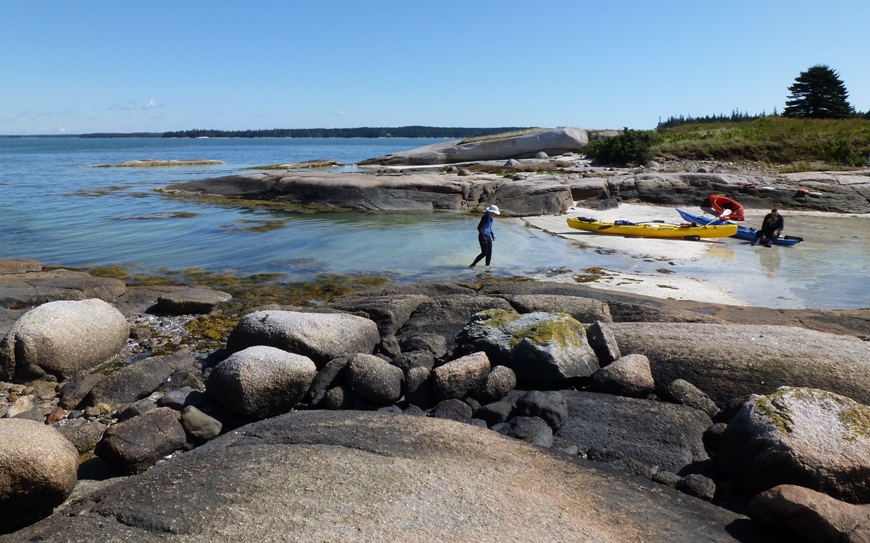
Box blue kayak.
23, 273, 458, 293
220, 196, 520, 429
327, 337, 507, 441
676, 209, 803, 247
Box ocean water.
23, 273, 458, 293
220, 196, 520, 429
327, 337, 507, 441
0, 137, 867, 310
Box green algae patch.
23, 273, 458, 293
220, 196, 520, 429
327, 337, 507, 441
68, 185, 134, 197
104, 211, 200, 221
573, 267, 616, 283
221, 218, 290, 233
83, 263, 134, 281
156, 191, 352, 213
182, 313, 241, 352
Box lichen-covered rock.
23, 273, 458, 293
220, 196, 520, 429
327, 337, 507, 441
225, 310, 380, 366
717, 387, 870, 503
206, 345, 317, 419
0, 419, 78, 531
455, 310, 599, 385
507, 294, 612, 324
0, 298, 129, 380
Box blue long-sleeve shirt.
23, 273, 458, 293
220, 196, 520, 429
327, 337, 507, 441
477, 213, 494, 239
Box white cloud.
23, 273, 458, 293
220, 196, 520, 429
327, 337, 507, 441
58, 126, 66, 133
143, 98, 160, 109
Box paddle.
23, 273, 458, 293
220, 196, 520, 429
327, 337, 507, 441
718, 208, 732, 220
784, 235, 804, 242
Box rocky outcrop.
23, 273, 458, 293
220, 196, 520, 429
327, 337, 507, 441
609, 322, 870, 406
4, 268, 870, 539
0, 419, 78, 531
162, 158, 870, 215
603, 172, 870, 214
163, 170, 575, 216
359, 127, 589, 165
2, 411, 776, 543
0, 269, 126, 310
0, 298, 129, 380
717, 387, 870, 503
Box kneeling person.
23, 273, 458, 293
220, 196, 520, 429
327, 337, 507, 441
753, 208, 784, 247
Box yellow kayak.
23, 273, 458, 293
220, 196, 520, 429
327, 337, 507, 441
566, 217, 738, 239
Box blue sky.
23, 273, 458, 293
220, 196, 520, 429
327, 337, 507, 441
2, 0, 868, 135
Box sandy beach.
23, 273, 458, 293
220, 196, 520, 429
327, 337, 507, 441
523, 203, 870, 308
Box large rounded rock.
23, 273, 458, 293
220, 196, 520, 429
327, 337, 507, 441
717, 387, 870, 503
225, 310, 380, 366
0, 419, 78, 530
360, 127, 589, 165
0, 298, 129, 380
610, 323, 870, 406
206, 345, 317, 420
455, 310, 599, 385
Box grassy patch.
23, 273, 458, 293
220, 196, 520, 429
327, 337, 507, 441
651, 117, 870, 167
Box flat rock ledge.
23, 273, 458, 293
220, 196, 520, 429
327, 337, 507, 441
162, 168, 870, 215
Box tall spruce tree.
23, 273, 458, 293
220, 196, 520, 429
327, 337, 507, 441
783, 65, 853, 119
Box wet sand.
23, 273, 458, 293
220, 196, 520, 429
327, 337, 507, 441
523, 203, 870, 309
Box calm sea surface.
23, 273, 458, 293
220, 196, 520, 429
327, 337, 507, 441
0, 137, 867, 310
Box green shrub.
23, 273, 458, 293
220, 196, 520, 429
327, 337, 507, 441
584, 128, 659, 166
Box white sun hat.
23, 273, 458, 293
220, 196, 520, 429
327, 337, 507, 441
485, 205, 500, 215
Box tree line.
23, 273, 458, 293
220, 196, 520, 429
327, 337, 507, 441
158, 126, 532, 139
658, 65, 869, 129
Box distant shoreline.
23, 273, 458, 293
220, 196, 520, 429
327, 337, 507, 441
0, 126, 532, 139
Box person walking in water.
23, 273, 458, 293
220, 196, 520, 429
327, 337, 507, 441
470, 205, 500, 267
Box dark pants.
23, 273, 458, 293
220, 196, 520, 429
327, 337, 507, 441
470, 234, 493, 267
755, 229, 778, 245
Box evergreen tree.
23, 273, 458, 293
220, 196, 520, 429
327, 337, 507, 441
783, 65, 853, 119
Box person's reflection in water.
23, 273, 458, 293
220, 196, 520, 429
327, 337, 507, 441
757, 243, 782, 277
